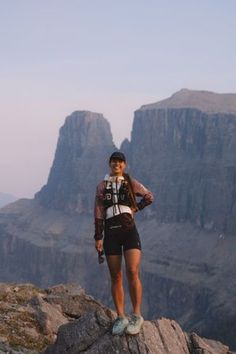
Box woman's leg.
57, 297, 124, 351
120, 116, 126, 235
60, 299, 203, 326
124, 249, 142, 315
106, 255, 125, 316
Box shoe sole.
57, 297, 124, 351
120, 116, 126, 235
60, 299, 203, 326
125, 329, 141, 335
126, 320, 144, 335
112, 326, 129, 336
112, 323, 129, 336
112, 330, 125, 336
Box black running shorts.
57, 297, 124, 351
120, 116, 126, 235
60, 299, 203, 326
104, 213, 141, 256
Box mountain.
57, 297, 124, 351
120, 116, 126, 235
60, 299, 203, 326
35, 110, 116, 213
0, 90, 236, 349
0, 192, 18, 208
123, 88, 236, 233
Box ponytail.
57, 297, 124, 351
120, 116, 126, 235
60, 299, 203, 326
123, 173, 139, 212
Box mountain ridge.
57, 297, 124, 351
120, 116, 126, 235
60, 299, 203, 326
139, 88, 236, 114
0, 192, 18, 208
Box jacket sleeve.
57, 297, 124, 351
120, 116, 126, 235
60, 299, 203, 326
131, 178, 154, 210
94, 182, 105, 240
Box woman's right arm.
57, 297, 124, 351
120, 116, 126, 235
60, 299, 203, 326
94, 182, 105, 241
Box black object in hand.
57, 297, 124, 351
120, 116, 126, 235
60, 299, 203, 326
98, 250, 105, 264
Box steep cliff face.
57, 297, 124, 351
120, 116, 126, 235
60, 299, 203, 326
125, 89, 236, 233
35, 111, 116, 213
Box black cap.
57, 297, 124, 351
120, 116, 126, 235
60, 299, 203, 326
109, 151, 126, 162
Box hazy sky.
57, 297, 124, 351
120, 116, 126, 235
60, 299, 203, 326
0, 0, 236, 198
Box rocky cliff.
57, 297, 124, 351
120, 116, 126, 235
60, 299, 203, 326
35, 111, 115, 213
122, 89, 236, 233
0, 283, 231, 354
0, 90, 236, 350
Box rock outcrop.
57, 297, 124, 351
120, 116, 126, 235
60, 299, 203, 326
46, 314, 231, 354
35, 111, 116, 213
0, 283, 231, 354
0, 283, 110, 353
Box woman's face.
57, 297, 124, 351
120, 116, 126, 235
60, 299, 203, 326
109, 159, 126, 176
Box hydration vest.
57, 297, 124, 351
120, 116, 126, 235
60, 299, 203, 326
103, 178, 132, 209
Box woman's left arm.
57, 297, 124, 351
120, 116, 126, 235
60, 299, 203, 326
132, 178, 154, 210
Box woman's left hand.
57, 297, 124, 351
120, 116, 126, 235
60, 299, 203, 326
95, 239, 103, 252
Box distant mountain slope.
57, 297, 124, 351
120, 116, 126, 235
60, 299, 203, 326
0, 192, 18, 208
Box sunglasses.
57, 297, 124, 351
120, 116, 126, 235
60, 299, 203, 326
98, 250, 105, 264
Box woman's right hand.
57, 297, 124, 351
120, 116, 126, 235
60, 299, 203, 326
95, 239, 103, 252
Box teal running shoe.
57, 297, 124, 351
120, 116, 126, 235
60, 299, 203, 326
112, 316, 129, 335
126, 314, 144, 335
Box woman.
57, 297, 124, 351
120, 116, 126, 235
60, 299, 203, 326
94, 151, 154, 335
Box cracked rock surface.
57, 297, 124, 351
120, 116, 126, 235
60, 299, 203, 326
43, 288, 230, 354
0, 283, 106, 353
0, 283, 232, 354
45, 312, 231, 354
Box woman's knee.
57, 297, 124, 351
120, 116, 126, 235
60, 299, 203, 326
126, 267, 139, 281
110, 270, 122, 284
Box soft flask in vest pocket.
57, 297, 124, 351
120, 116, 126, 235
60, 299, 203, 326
103, 180, 132, 209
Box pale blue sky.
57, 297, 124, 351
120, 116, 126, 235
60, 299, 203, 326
0, 0, 236, 197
